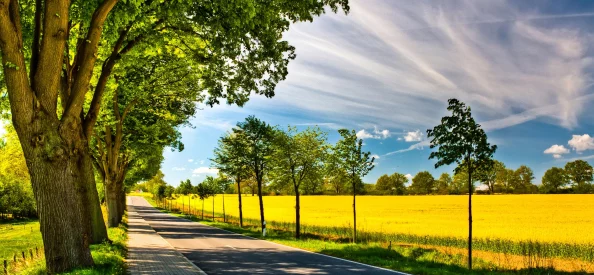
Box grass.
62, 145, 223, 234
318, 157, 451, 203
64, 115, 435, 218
0, 220, 43, 261
141, 195, 590, 275
0, 216, 128, 275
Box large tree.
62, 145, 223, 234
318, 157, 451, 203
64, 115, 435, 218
427, 98, 497, 270
435, 173, 451, 195
272, 126, 327, 238
564, 160, 593, 194
0, 0, 349, 271
334, 129, 374, 243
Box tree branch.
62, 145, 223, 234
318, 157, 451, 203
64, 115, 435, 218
29, 0, 41, 85
63, 0, 119, 123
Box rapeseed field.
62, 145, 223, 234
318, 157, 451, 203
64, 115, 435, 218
172, 194, 594, 244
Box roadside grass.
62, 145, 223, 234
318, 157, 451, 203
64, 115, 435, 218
141, 195, 590, 275
2, 216, 128, 275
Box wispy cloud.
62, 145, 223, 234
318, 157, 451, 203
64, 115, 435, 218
276, 0, 594, 131
172, 167, 186, 171
192, 167, 219, 177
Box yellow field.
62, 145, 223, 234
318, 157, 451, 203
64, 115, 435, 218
171, 194, 594, 244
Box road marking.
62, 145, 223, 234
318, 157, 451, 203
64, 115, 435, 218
225, 245, 237, 250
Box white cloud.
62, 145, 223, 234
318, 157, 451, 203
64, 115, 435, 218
403, 130, 423, 142
356, 129, 374, 139
544, 144, 570, 158
384, 140, 429, 156
188, 159, 194, 163
405, 174, 413, 180
370, 154, 380, 160
172, 167, 186, 171
192, 167, 219, 176
356, 127, 391, 139
200, 160, 205, 165
568, 134, 594, 152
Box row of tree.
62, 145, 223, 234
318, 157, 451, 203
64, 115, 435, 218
377, 159, 593, 195
0, 0, 349, 272
210, 116, 374, 240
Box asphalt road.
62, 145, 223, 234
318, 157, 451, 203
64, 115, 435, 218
130, 196, 410, 275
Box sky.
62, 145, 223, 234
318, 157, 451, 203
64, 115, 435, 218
161, 0, 594, 187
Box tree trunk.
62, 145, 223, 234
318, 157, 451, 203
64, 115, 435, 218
105, 178, 120, 228
295, 185, 301, 239
222, 192, 226, 223
237, 179, 243, 227
19, 121, 95, 272
80, 148, 108, 243
468, 164, 473, 270
352, 183, 357, 243
212, 195, 215, 222
257, 179, 265, 234
201, 199, 204, 220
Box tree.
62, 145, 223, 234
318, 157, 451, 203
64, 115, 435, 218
334, 129, 374, 243
514, 165, 536, 194
325, 150, 349, 194
375, 173, 408, 195
272, 126, 327, 238
233, 116, 276, 234
0, 0, 349, 271
496, 168, 516, 194
436, 173, 452, 195
196, 178, 214, 220
212, 131, 251, 227
427, 98, 497, 270
541, 167, 568, 194
215, 174, 232, 222
410, 171, 435, 195
177, 179, 193, 214
91, 51, 197, 227
476, 160, 504, 194
564, 160, 593, 194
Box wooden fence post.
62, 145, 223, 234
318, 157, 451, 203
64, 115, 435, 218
35, 247, 38, 257
21, 251, 25, 261
13, 255, 16, 264
4, 259, 7, 275
29, 249, 33, 259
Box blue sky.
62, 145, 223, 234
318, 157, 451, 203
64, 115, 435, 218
161, 0, 594, 187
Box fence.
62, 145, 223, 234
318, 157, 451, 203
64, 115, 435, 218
3, 247, 42, 275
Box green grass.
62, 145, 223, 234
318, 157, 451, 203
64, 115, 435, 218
1, 217, 128, 275
0, 220, 43, 261
144, 196, 588, 275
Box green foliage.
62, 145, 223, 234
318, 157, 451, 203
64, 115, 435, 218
564, 160, 593, 193
427, 99, 497, 176
435, 173, 452, 195
540, 167, 568, 194
176, 179, 193, 195
476, 160, 505, 194
334, 129, 375, 194
513, 165, 537, 194
271, 126, 328, 194
375, 173, 408, 195
410, 171, 435, 195
233, 116, 276, 186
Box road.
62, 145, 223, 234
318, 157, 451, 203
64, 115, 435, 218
129, 196, 409, 275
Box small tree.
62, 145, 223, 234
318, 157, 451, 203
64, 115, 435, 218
436, 173, 452, 195
427, 98, 497, 270
334, 129, 374, 243
212, 132, 251, 226
410, 171, 435, 195
272, 126, 327, 238
177, 179, 193, 214
564, 160, 593, 194
196, 178, 214, 220
514, 165, 536, 194
541, 167, 568, 194
476, 160, 504, 194
234, 116, 276, 234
